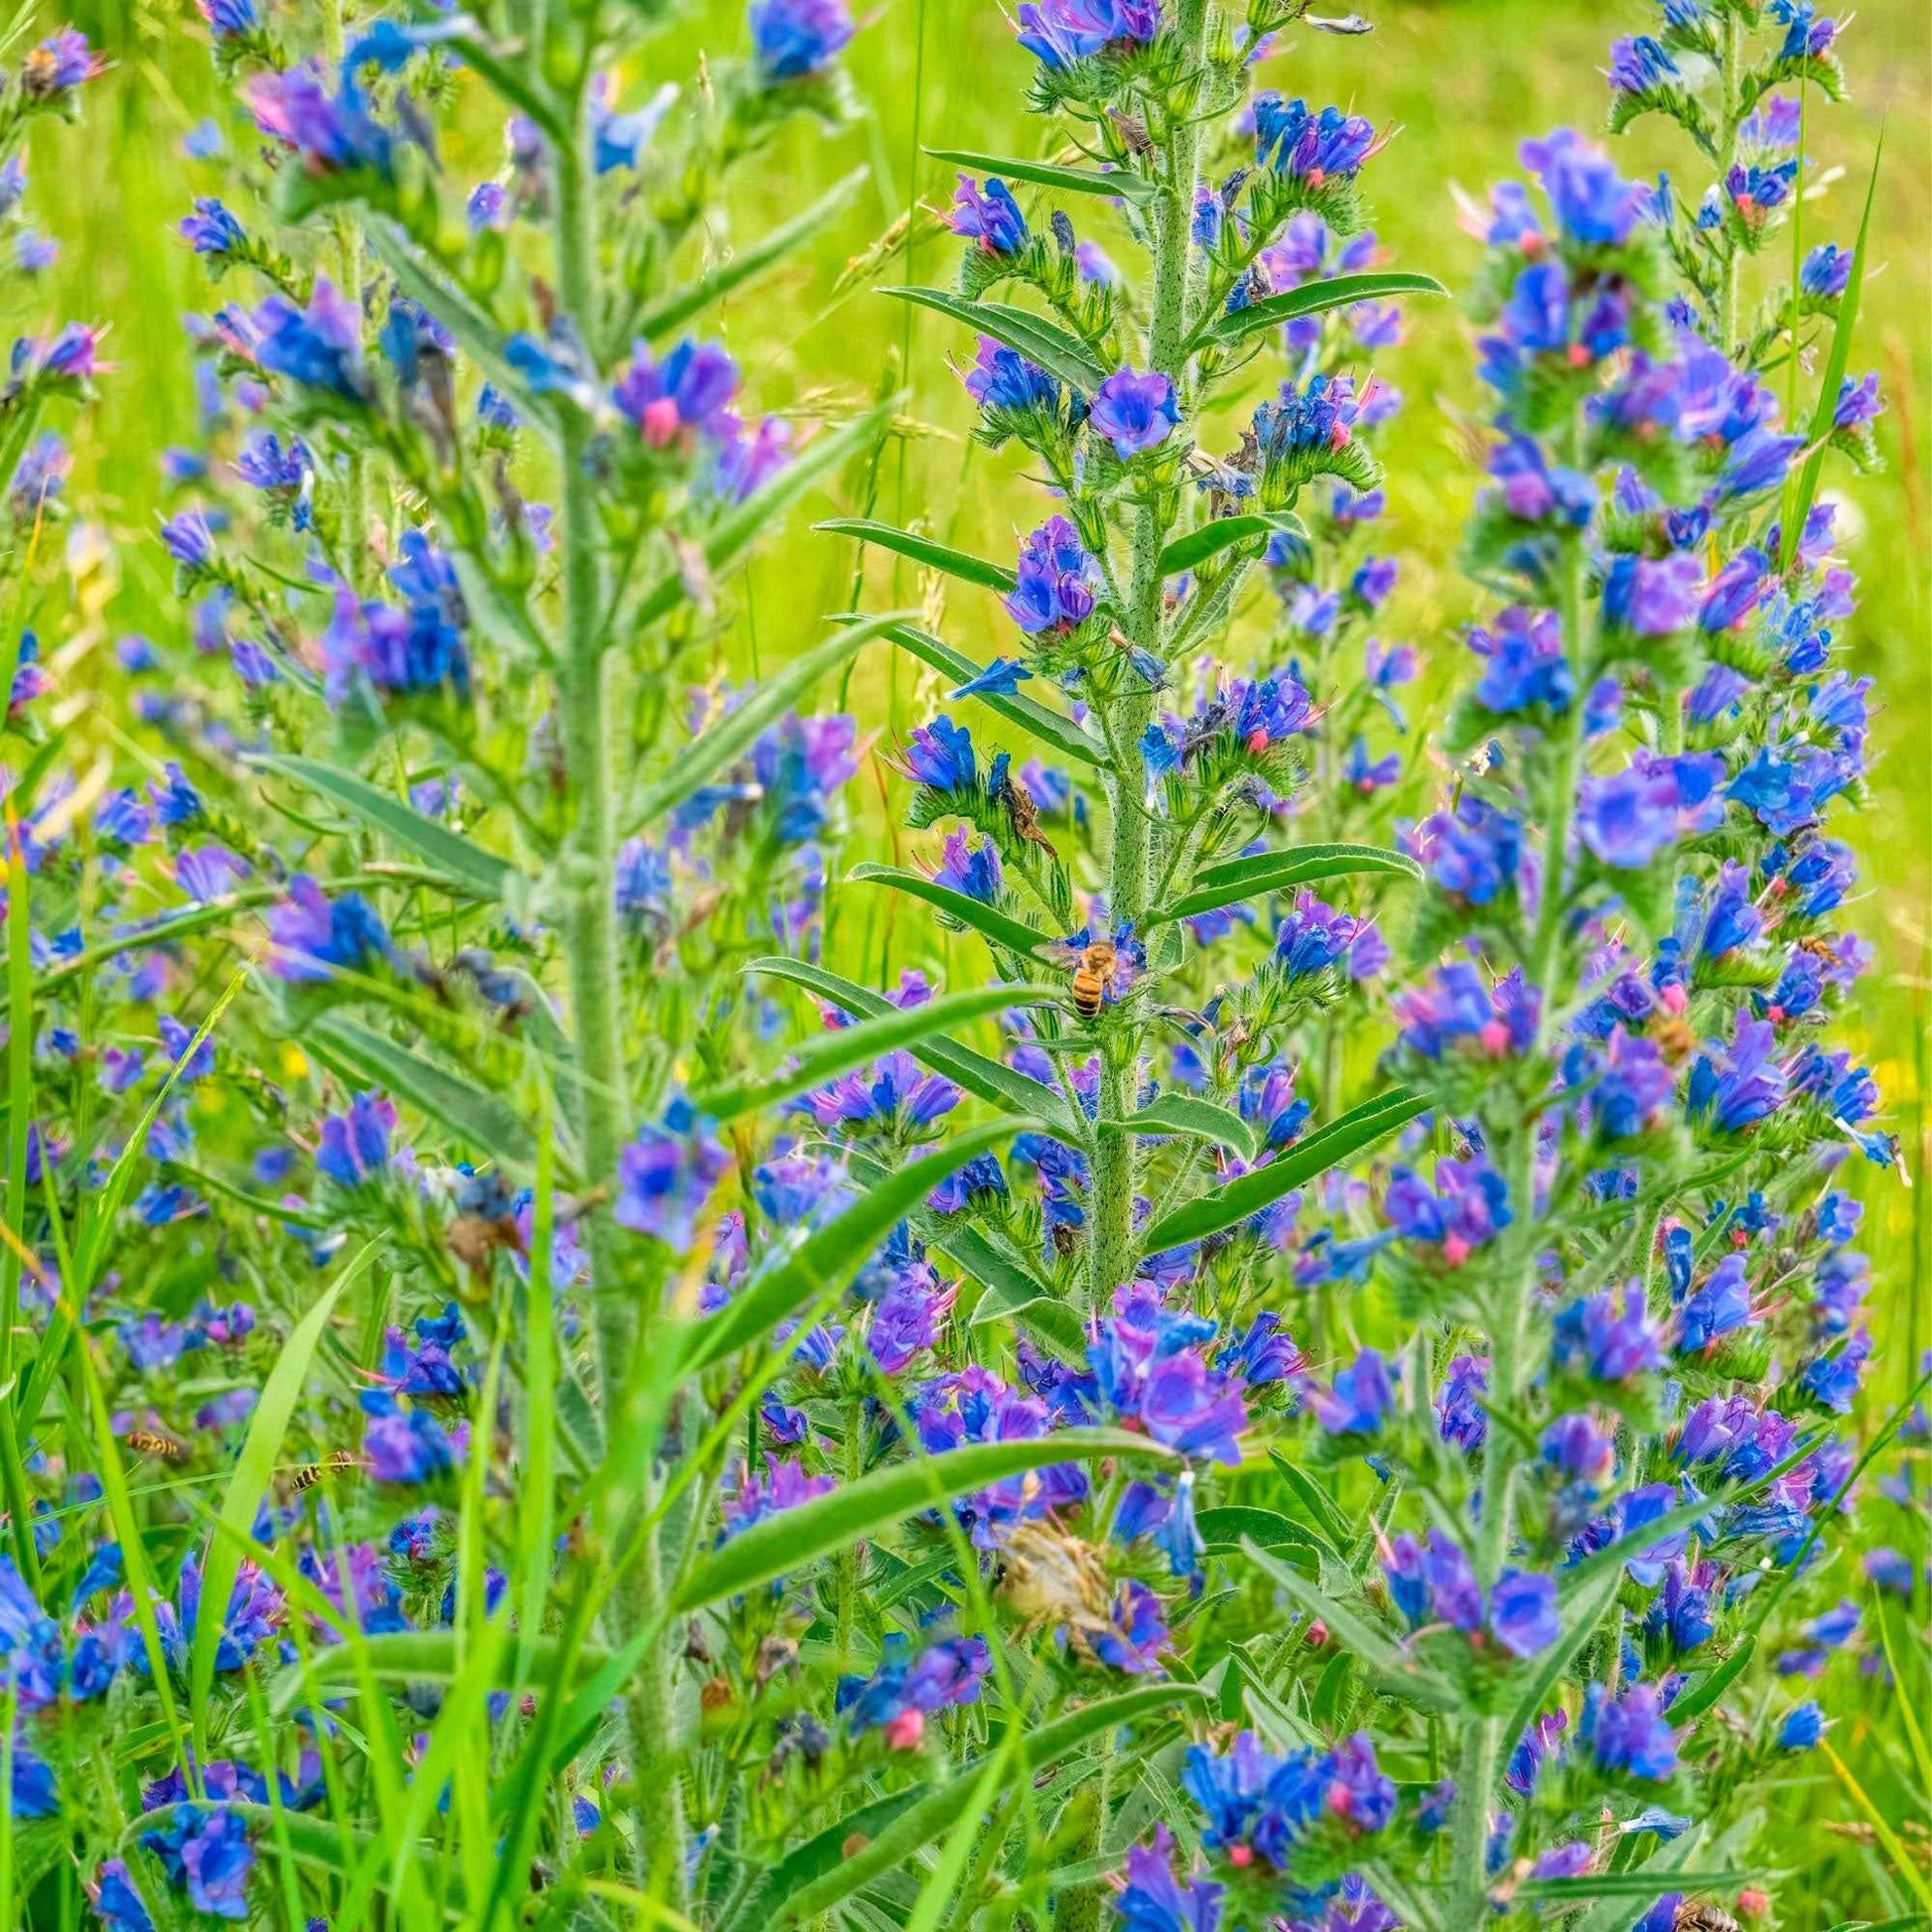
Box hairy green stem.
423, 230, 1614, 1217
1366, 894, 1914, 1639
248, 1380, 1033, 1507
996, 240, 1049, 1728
1449, 511, 1592, 1923
550, 62, 685, 1906
1086, 0, 1210, 1310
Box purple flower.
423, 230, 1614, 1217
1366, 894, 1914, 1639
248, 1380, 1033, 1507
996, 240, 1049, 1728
250, 279, 368, 399
950, 176, 1029, 254
1602, 551, 1703, 636
1552, 1287, 1665, 1382
1688, 1011, 1788, 1133
723, 1455, 835, 1535
1586, 1680, 1681, 1780
1115, 1826, 1222, 1932
1608, 35, 1678, 93
1309, 1346, 1393, 1436
1577, 761, 1684, 869
1007, 516, 1099, 633
1437, 1354, 1490, 1450
316, 1092, 398, 1188
1252, 96, 1376, 182
265, 878, 390, 982
1090, 369, 1178, 459
1779, 1701, 1825, 1750
1519, 128, 1647, 245
750, 0, 853, 77
1015, 0, 1160, 69
614, 338, 740, 446
964, 336, 1061, 414
614, 1100, 731, 1245
1490, 1568, 1560, 1658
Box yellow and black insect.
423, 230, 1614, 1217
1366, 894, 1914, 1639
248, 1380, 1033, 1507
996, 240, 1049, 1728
1046, 938, 1127, 1020
124, 1430, 186, 1463
290, 1449, 363, 1493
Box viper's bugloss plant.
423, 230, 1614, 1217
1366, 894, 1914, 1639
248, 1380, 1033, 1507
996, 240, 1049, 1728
0, 0, 1916, 1923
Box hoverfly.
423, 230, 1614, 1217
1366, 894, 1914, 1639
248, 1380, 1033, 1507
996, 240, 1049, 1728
290, 1449, 363, 1494
125, 1430, 186, 1463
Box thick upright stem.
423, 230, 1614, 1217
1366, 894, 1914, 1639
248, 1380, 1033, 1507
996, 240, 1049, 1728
1449, 516, 1591, 1924
551, 80, 685, 1905
1086, 0, 1209, 1310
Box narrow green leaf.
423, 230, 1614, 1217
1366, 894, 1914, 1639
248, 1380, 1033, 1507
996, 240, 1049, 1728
1242, 1541, 1459, 1713
630, 398, 899, 629
1159, 511, 1308, 578
1780, 135, 1881, 568
1139, 1088, 1428, 1253
848, 863, 1055, 957
750, 955, 1082, 1139
636, 168, 869, 341
776, 1682, 1207, 1919
1566, 1829, 1709, 1932
628, 609, 913, 829
1151, 843, 1422, 928
676, 1429, 1176, 1614
1206, 270, 1449, 347
1195, 1505, 1323, 1558
881, 287, 1108, 394
1524, 1869, 1758, 1905
816, 517, 1017, 593
250, 755, 513, 901
860, 617, 1110, 768
1265, 1450, 1355, 1558
1661, 1635, 1755, 1727
1129, 1093, 1258, 1162
682, 1121, 1034, 1373
695, 983, 1053, 1121
306, 1015, 537, 1170
192, 1246, 378, 1757
903, 1730, 1019, 1932
923, 145, 1157, 205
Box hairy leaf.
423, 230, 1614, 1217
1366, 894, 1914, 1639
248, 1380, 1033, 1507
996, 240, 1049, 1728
1205, 270, 1449, 347
923, 145, 1158, 205
848, 863, 1056, 957
1139, 1088, 1428, 1252
1151, 842, 1422, 928
1159, 511, 1308, 578
816, 517, 1018, 593
881, 286, 1108, 394
1128, 1093, 1258, 1162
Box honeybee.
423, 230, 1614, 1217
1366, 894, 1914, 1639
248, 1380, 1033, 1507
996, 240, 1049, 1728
1672, 1906, 1740, 1932
290, 1449, 362, 1494
1047, 938, 1128, 1020
125, 1430, 186, 1462
1650, 1011, 1699, 1065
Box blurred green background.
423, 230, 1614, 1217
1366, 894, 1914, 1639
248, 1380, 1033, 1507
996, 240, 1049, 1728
14, 0, 1930, 1904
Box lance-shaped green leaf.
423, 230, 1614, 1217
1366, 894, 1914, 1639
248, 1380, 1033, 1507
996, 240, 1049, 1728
628, 609, 913, 830
882, 287, 1108, 394
774, 1681, 1208, 1920
1140, 1087, 1428, 1253
1242, 1541, 1459, 1713
1159, 511, 1308, 578
1129, 1093, 1258, 1162
1496, 1563, 1623, 1758
1205, 270, 1449, 347
857, 616, 1110, 768
676, 1429, 1175, 1614
816, 518, 1017, 593
1266, 1449, 1355, 1561
751, 955, 1082, 1138
848, 863, 1056, 957
306, 1015, 537, 1170
629, 398, 899, 629
682, 1120, 1032, 1374
1780, 136, 1881, 570
192, 1248, 376, 1755
694, 983, 1052, 1121
1150, 842, 1421, 928
1661, 1635, 1755, 1728
365, 220, 556, 441
1195, 1505, 1324, 1559
636, 168, 869, 342
250, 755, 514, 901
923, 145, 1158, 206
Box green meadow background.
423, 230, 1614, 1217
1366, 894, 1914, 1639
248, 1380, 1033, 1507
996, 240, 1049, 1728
13, 0, 1931, 1908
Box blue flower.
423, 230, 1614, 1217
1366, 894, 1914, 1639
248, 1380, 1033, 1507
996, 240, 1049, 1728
1779, 1701, 1826, 1751
1585, 1680, 1680, 1781
1090, 368, 1178, 459
950, 176, 1029, 254
1519, 128, 1647, 245
615, 1101, 731, 1246
750, 0, 854, 77
1252, 96, 1375, 181
1006, 516, 1099, 633
1115, 1826, 1221, 1932
902, 715, 979, 794
1015, 0, 1160, 69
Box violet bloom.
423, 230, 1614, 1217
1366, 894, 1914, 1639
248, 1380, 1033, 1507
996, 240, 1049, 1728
1090, 368, 1178, 459
1520, 128, 1648, 245
1006, 516, 1098, 633
1587, 1679, 1681, 1780
1687, 1011, 1788, 1133
949, 176, 1028, 254
1551, 1286, 1666, 1382
1115, 1826, 1222, 1932
265, 877, 390, 982
1309, 1346, 1393, 1436
1015, 0, 1160, 69
315, 1091, 398, 1188
613, 1100, 731, 1246
1602, 551, 1703, 636
613, 338, 739, 446
723, 1455, 835, 1536
1252, 96, 1376, 182
749, 0, 853, 78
